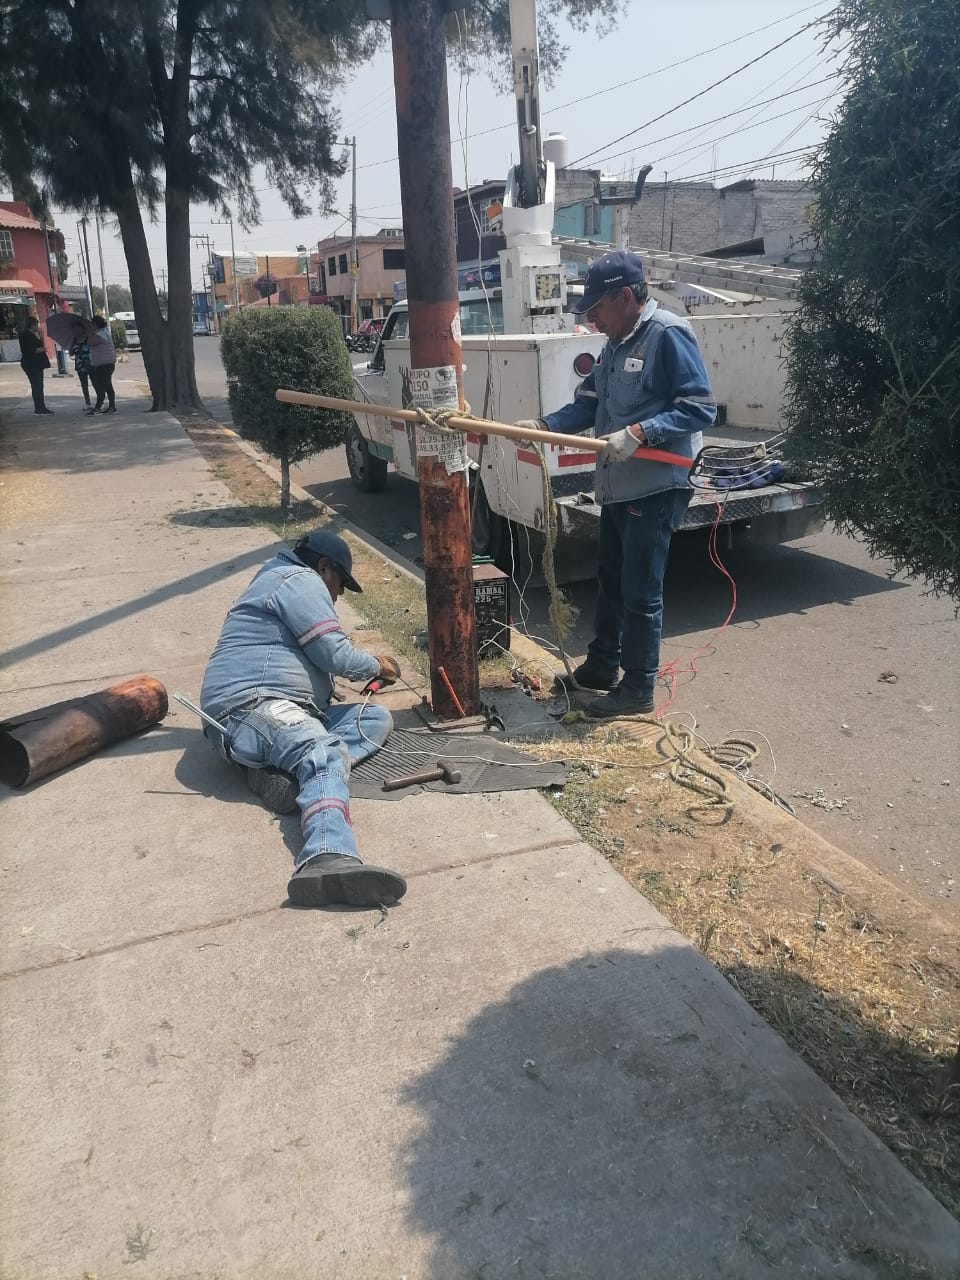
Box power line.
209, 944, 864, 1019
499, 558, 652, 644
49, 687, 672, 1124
656, 91, 838, 173
354, 1, 833, 173
592, 75, 836, 171
568, 16, 824, 168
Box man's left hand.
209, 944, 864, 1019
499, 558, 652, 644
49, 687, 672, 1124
603, 425, 646, 462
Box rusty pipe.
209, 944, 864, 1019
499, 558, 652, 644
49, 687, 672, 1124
0, 675, 169, 788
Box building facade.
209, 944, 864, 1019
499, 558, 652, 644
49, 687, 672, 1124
0, 201, 63, 362
310, 230, 406, 327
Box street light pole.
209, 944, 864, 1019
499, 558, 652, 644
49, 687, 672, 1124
348, 135, 359, 335
95, 213, 110, 321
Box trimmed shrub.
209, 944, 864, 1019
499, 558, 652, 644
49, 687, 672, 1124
110, 319, 126, 350
783, 0, 960, 601
220, 305, 355, 511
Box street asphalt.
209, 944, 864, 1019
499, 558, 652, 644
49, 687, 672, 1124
1, 368, 958, 1278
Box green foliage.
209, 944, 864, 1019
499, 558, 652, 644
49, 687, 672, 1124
221, 306, 354, 465
784, 0, 960, 600
110, 320, 127, 350
92, 285, 134, 315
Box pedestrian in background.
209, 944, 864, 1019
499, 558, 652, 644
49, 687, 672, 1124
18, 315, 53, 415
69, 320, 93, 408
87, 315, 116, 414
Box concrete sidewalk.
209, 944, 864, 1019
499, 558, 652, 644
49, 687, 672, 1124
1, 386, 957, 1279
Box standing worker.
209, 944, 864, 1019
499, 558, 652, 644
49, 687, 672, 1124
519, 251, 716, 718
199, 529, 407, 909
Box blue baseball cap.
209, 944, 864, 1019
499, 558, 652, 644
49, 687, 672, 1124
574, 251, 646, 313
295, 529, 362, 592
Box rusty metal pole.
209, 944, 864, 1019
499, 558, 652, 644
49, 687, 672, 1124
0, 676, 168, 788
389, 0, 480, 719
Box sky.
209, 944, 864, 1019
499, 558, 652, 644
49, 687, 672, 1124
41, 0, 844, 296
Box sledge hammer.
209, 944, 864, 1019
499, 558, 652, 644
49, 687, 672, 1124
382, 761, 462, 792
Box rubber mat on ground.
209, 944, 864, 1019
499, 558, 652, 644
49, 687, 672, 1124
349, 728, 569, 800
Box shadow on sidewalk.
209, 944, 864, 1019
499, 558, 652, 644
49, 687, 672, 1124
174, 733, 303, 863
399, 949, 957, 1278
0, 545, 270, 669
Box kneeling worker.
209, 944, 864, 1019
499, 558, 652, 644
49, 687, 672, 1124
200, 529, 406, 909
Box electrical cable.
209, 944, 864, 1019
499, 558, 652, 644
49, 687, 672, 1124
354, 1, 832, 173
568, 17, 824, 169
588, 74, 836, 171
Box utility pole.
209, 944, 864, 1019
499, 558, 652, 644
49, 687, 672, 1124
348, 135, 359, 335
211, 217, 240, 309
387, 0, 480, 720
79, 217, 95, 313
95, 214, 110, 321
266, 253, 272, 306
193, 233, 218, 332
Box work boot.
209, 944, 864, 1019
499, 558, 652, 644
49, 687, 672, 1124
553, 661, 618, 693
585, 684, 655, 719
244, 765, 298, 815
287, 854, 407, 909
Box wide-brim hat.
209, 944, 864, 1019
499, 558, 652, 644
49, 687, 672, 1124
574, 250, 646, 314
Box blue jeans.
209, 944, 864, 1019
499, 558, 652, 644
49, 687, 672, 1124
214, 699, 393, 869
587, 489, 691, 697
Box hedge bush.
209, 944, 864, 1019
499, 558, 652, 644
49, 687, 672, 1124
783, 0, 960, 601
220, 305, 355, 511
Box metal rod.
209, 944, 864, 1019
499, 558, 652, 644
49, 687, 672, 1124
173, 691, 227, 737
274, 388, 693, 469
436, 666, 467, 719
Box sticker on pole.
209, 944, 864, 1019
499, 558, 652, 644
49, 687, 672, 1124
407, 365, 468, 474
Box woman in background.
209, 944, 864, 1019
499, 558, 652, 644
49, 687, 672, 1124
69, 319, 93, 408
19, 315, 53, 415
88, 314, 117, 414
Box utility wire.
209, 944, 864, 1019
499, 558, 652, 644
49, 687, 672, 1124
569, 17, 824, 168
592, 75, 836, 171
355, 1, 832, 172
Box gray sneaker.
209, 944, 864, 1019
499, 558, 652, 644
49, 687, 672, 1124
245, 766, 298, 814
586, 685, 655, 718
287, 854, 407, 909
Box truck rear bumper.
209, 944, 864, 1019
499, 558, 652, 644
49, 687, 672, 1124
557, 482, 825, 544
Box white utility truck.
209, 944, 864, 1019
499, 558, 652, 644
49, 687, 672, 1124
346, 0, 823, 569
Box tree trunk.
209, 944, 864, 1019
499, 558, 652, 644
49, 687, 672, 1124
113, 178, 173, 412
280, 449, 291, 514
164, 184, 203, 411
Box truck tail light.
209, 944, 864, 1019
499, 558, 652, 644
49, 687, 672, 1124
573, 351, 595, 377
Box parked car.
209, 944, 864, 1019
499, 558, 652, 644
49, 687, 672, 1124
114, 311, 141, 352
193, 318, 209, 336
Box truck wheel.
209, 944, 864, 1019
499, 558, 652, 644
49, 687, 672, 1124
346, 425, 387, 493
470, 480, 509, 566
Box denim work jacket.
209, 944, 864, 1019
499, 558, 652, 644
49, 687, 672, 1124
542, 300, 716, 505
200, 548, 380, 721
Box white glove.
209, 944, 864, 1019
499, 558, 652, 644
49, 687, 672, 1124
515, 418, 547, 437
603, 425, 644, 462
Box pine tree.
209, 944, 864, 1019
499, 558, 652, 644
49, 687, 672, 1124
0, 0, 622, 415
784, 0, 960, 600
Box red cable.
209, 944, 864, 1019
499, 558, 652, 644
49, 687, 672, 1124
655, 499, 737, 719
